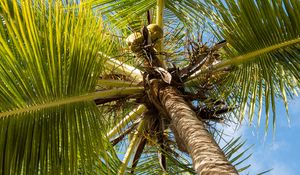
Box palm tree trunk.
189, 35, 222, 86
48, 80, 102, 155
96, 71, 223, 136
159, 86, 238, 175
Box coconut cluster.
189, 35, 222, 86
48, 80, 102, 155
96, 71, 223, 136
126, 24, 163, 53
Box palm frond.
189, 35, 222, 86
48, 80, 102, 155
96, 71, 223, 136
133, 144, 195, 175
86, 0, 156, 29
0, 1, 126, 173
108, 105, 146, 139
212, 130, 254, 174
165, 0, 207, 28
188, 0, 300, 132
103, 56, 143, 82
0, 87, 143, 118
87, 0, 209, 30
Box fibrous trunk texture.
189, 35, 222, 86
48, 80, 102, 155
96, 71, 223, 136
159, 86, 238, 175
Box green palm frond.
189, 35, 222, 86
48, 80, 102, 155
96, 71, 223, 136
189, 0, 300, 132
223, 137, 252, 172
94, 147, 123, 175
133, 150, 194, 175
163, 21, 186, 62
125, 133, 195, 175
86, 0, 156, 29
0, 1, 133, 174
221, 135, 272, 175
208, 128, 253, 174
164, 0, 207, 28
87, 0, 208, 30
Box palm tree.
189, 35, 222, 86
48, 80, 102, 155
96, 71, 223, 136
0, 0, 299, 174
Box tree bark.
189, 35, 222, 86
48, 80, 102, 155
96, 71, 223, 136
159, 86, 238, 175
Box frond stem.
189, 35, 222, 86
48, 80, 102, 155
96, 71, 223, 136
156, 0, 167, 68
98, 51, 143, 82
107, 105, 147, 138
188, 38, 300, 81
0, 87, 144, 118
118, 120, 145, 175
97, 79, 141, 88
156, 0, 164, 27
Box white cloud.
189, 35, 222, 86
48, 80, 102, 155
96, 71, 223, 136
270, 142, 280, 151
270, 162, 295, 175
222, 122, 247, 138
219, 116, 250, 137
246, 158, 295, 175
269, 140, 289, 151
242, 139, 297, 175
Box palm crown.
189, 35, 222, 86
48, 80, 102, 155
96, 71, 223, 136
0, 0, 299, 174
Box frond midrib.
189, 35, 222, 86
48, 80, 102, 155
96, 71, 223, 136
0, 87, 144, 118
189, 37, 300, 81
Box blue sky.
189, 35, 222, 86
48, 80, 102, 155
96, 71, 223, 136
227, 96, 300, 175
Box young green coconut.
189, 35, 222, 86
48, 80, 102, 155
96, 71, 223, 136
146, 24, 163, 42
126, 24, 163, 53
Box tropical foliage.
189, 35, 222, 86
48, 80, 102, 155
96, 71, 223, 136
0, 0, 299, 174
